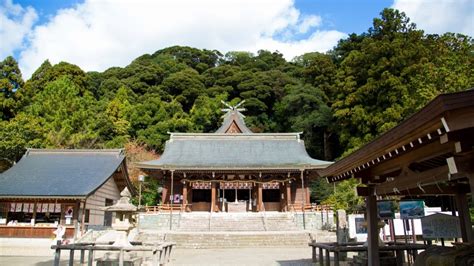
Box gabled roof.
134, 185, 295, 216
136, 133, 332, 171
0, 149, 131, 198
215, 110, 252, 133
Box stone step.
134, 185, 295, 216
136, 230, 335, 249
177, 213, 300, 232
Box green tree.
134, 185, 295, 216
0, 113, 45, 162
323, 179, 364, 213
275, 84, 333, 159
0, 56, 24, 120
25, 76, 100, 148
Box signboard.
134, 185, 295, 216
355, 217, 367, 234
377, 200, 396, 219
400, 200, 425, 219
421, 213, 461, 239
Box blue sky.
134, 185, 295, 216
2, 0, 472, 78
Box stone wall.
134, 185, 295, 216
294, 211, 335, 230
138, 213, 180, 230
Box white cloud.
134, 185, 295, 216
297, 15, 322, 34
15, 0, 346, 78
392, 0, 473, 36
0, 0, 37, 60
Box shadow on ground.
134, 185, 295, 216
277, 258, 314, 265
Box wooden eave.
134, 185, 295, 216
318, 90, 474, 182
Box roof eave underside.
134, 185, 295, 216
318, 89, 474, 179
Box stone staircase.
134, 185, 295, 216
178, 212, 300, 232
136, 212, 335, 248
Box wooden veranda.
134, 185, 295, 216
318, 90, 474, 265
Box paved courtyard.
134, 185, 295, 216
1, 247, 315, 266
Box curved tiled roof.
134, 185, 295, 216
137, 133, 332, 170
0, 149, 127, 198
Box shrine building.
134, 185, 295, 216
137, 102, 332, 212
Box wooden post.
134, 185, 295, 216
81, 199, 86, 235
469, 174, 474, 206
286, 181, 292, 211
80, 250, 85, 264
161, 184, 168, 204
32, 201, 37, 226
211, 182, 216, 212
88, 249, 94, 266
300, 170, 306, 229
257, 183, 263, 211
68, 249, 74, 266
182, 182, 187, 212
306, 178, 311, 208
455, 192, 474, 242
119, 249, 124, 266
170, 170, 174, 230
319, 247, 323, 266
53, 240, 61, 266
325, 249, 330, 266
366, 185, 380, 266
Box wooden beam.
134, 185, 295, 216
376, 165, 449, 195
382, 183, 471, 196
444, 107, 474, 132
356, 140, 453, 178
446, 155, 474, 176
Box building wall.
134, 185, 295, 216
84, 176, 121, 226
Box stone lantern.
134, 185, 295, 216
102, 187, 137, 247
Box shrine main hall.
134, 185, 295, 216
137, 103, 332, 212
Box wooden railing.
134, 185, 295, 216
51, 240, 175, 266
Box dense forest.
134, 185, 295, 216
1, 9, 472, 207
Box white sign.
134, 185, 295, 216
421, 213, 461, 239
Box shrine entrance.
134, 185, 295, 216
219, 182, 252, 212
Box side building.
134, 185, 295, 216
0, 149, 134, 238
137, 103, 332, 212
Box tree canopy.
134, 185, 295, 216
0, 8, 472, 209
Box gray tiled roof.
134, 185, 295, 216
215, 110, 252, 133
137, 133, 332, 170
0, 149, 125, 198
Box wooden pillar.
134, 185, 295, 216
161, 182, 168, 204
169, 170, 174, 230
286, 182, 292, 211
306, 179, 311, 208
182, 182, 188, 211
366, 185, 380, 266
211, 182, 216, 212
80, 199, 86, 235
257, 183, 263, 212
455, 192, 474, 243
280, 184, 285, 212
469, 174, 474, 206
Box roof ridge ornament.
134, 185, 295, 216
221, 100, 246, 117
